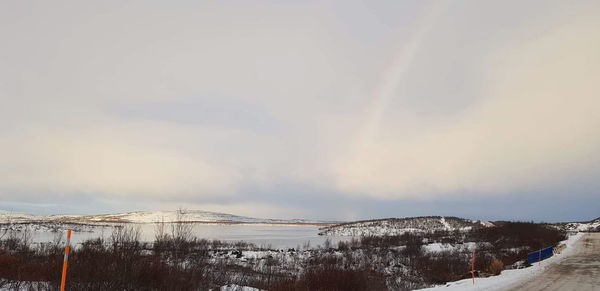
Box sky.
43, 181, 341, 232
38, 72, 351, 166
1, 0, 599, 222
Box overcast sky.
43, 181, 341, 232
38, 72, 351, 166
1, 1, 599, 222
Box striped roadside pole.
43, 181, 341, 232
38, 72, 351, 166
471, 248, 475, 285
60, 229, 72, 291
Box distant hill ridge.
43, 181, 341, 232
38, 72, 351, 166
0, 210, 328, 225
319, 216, 600, 236
318, 216, 494, 236
2, 210, 597, 232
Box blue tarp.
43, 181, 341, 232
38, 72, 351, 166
527, 247, 553, 264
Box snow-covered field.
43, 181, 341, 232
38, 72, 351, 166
220, 284, 261, 291
416, 232, 584, 291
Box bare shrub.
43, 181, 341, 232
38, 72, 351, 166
323, 238, 332, 249
486, 258, 503, 275
302, 240, 311, 250
154, 216, 168, 243
415, 251, 470, 284
110, 224, 141, 247
0, 215, 12, 241
172, 208, 193, 243
271, 268, 387, 291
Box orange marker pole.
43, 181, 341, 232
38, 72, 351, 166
60, 229, 71, 291
538, 249, 541, 266
471, 248, 475, 285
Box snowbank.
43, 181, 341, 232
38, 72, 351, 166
220, 284, 261, 291
415, 232, 584, 291
423, 242, 477, 253
562, 219, 600, 232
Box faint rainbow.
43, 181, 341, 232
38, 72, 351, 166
359, 1, 449, 141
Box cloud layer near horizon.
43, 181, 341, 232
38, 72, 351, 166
1, 1, 599, 220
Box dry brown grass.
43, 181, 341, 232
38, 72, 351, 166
486, 258, 504, 275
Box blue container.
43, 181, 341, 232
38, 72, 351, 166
527, 247, 553, 264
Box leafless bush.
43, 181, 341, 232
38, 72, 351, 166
51, 230, 64, 248
302, 240, 311, 250
154, 216, 168, 243
172, 208, 193, 243
486, 258, 504, 275
269, 268, 387, 291
0, 215, 12, 241
110, 224, 141, 247
322, 238, 332, 249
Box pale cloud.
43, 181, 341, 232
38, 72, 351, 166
1, 1, 599, 220
332, 11, 600, 198
0, 124, 241, 198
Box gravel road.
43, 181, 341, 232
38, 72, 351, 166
506, 233, 600, 291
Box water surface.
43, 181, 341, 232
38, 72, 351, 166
26, 223, 352, 249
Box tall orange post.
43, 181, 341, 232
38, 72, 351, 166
538, 249, 541, 266
60, 229, 71, 291
471, 248, 475, 285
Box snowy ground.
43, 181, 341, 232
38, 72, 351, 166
416, 232, 584, 291
0, 281, 49, 291
423, 242, 477, 253
219, 284, 261, 291
561, 219, 600, 232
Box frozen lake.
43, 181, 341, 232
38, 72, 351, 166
25, 223, 353, 250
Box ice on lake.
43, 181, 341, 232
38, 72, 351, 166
22, 223, 353, 250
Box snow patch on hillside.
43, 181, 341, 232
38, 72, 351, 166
0, 211, 46, 223
439, 217, 450, 230
423, 242, 477, 253
558, 218, 600, 232
220, 284, 261, 291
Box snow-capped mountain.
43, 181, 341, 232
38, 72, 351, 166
0, 210, 324, 225
68, 210, 276, 223
318, 216, 494, 236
